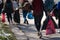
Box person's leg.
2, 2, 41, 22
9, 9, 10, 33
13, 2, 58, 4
34, 16, 40, 32
51, 17, 58, 29
34, 13, 43, 36
17, 10, 20, 24
6, 13, 12, 24
6, 14, 10, 23
42, 15, 49, 30
9, 13, 12, 22
23, 10, 28, 24
0, 9, 2, 15
15, 10, 20, 24
0, 4, 3, 15
59, 17, 60, 28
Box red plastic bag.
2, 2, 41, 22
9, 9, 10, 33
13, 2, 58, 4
2, 12, 5, 23
46, 19, 56, 35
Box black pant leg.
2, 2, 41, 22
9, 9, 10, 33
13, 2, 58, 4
34, 13, 43, 32
34, 16, 40, 32
42, 16, 49, 30
6, 14, 10, 22
10, 13, 12, 21
59, 18, 60, 28
6, 13, 12, 23
51, 17, 57, 29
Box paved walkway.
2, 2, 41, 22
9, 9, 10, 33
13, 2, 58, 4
1, 12, 60, 40
9, 23, 60, 40
9, 15, 60, 40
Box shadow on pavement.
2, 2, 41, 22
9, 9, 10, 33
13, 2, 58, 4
20, 23, 35, 27
42, 37, 60, 40
17, 24, 37, 33
9, 24, 37, 33
9, 24, 60, 40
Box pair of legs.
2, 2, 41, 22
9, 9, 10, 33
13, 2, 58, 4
6, 13, 12, 23
34, 13, 43, 37
23, 10, 28, 24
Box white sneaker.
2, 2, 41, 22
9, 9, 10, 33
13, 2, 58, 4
57, 29, 60, 33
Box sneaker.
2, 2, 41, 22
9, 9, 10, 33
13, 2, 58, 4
24, 21, 26, 24
57, 30, 60, 33
24, 20, 29, 24
24, 19, 27, 23
39, 33, 42, 38
37, 32, 42, 38
26, 21, 29, 24
38, 32, 40, 36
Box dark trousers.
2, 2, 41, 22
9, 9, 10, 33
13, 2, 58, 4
42, 16, 50, 30
0, 9, 2, 14
58, 17, 60, 28
14, 10, 20, 23
6, 13, 12, 23
0, 4, 3, 14
34, 13, 43, 32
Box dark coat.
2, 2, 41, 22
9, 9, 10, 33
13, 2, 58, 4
22, 1, 31, 12
4, 2, 13, 13
44, 0, 54, 12
53, 3, 60, 19
32, 0, 44, 16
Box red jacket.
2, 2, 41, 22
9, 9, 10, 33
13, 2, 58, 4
32, 0, 43, 16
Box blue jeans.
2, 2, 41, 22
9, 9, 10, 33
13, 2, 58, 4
23, 10, 28, 22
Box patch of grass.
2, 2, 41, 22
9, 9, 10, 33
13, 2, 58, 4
0, 22, 17, 40
0, 36, 7, 40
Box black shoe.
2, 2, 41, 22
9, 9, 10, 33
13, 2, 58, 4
24, 21, 26, 24
39, 33, 42, 38
38, 32, 40, 36
24, 20, 29, 24
26, 21, 29, 24
38, 32, 42, 38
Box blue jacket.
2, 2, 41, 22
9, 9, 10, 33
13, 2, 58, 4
57, 2, 60, 10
